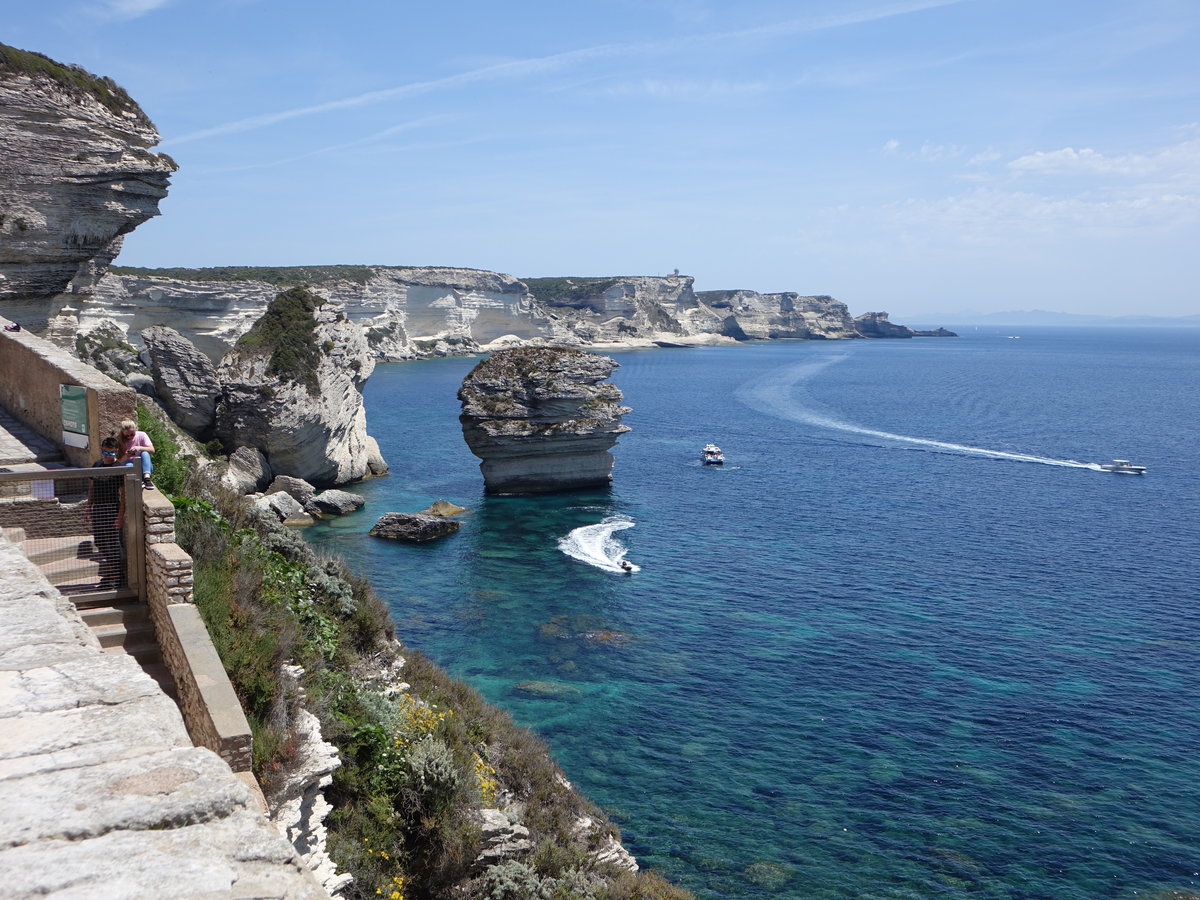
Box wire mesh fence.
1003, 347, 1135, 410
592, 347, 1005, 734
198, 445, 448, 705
0, 465, 144, 600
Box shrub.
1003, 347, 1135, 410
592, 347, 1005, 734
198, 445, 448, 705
235, 286, 323, 395
480, 861, 552, 900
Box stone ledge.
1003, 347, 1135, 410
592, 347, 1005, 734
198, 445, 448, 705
0, 530, 328, 898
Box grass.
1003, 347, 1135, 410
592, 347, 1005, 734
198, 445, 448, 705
0, 42, 148, 123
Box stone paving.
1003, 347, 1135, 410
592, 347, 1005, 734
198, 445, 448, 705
0, 405, 60, 466
0, 532, 329, 899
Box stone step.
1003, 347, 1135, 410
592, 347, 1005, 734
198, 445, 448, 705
91, 618, 156, 651
76, 599, 148, 628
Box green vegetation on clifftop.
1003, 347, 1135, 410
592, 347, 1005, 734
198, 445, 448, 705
110, 265, 379, 286
234, 286, 324, 395
0, 42, 148, 123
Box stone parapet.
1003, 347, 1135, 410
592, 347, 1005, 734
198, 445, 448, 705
144, 532, 253, 773
142, 488, 176, 544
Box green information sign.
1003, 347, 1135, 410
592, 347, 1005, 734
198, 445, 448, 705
60, 384, 88, 435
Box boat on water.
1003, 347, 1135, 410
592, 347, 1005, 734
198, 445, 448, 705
702, 444, 724, 465
1100, 459, 1146, 475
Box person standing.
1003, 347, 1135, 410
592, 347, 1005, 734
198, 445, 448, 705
117, 418, 155, 489
87, 436, 126, 590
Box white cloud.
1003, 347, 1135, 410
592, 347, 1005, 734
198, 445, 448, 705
885, 186, 1200, 241
1007, 139, 1200, 178
883, 139, 900, 153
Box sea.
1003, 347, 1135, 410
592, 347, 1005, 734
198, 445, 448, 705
305, 326, 1200, 900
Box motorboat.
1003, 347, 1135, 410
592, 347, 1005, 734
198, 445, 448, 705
702, 443, 724, 465
1100, 459, 1146, 475
620, 560, 634, 574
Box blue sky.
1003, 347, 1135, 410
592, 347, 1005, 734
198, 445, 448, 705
8, 0, 1199, 318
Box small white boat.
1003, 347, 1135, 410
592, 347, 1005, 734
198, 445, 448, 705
1100, 459, 1146, 475
702, 443, 724, 465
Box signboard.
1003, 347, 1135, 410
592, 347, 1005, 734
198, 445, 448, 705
60, 384, 88, 435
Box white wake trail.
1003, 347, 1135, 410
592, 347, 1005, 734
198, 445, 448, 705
737, 357, 1105, 470
558, 516, 640, 573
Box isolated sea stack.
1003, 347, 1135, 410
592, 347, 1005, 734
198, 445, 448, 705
458, 347, 631, 494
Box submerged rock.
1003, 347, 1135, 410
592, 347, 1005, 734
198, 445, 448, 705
418, 498, 467, 517
458, 347, 631, 494
513, 680, 581, 699
369, 512, 460, 542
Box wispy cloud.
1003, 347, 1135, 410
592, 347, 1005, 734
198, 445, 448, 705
595, 78, 771, 100
191, 116, 451, 175
93, 0, 173, 20
165, 0, 970, 146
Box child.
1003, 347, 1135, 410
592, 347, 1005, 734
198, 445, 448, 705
117, 419, 155, 489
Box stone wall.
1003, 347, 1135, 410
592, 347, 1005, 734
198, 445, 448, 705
142, 491, 254, 773
0, 317, 134, 466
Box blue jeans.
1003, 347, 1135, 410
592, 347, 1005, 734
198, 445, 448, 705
124, 451, 153, 477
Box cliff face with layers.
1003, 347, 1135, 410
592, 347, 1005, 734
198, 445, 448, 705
459, 348, 631, 494
0, 45, 175, 308
57, 266, 946, 365
213, 287, 388, 487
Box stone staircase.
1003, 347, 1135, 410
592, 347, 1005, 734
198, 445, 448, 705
74, 595, 177, 699
20, 531, 175, 699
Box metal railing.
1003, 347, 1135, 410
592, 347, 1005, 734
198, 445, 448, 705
0, 466, 145, 601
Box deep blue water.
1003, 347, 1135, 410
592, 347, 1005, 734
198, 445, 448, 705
307, 328, 1200, 900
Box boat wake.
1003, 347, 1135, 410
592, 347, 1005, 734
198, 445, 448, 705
558, 516, 640, 573
737, 357, 1105, 470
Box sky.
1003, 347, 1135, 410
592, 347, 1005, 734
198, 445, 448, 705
7, 0, 1199, 319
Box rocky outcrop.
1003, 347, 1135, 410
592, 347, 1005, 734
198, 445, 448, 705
458, 348, 630, 495
369, 512, 461, 542
214, 287, 388, 487
912, 326, 958, 337
220, 446, 273, 494
0, 44, 174, 305
695, 290, 858, 339
141, 325, 221, 437
854, 311, 918, 338
310, 489, 366, 516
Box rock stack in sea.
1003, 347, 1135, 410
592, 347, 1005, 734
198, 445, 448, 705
458, 347, 631, 494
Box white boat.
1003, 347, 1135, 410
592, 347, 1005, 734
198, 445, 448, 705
702, 444, 724, 465
1100, 459, 1146, 475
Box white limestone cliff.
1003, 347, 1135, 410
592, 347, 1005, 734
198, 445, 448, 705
0, 46, 174, 307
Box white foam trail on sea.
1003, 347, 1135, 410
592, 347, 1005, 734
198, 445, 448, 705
736, 357, 1105, 470
558, 516, 641, 573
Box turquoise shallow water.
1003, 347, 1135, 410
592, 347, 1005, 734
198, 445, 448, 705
307, 328, 1200, 899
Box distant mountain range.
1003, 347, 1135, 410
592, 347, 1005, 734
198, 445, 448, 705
901, 309, 1200, 327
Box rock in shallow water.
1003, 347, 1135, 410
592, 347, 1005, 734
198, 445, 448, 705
369, 512, 460, 542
